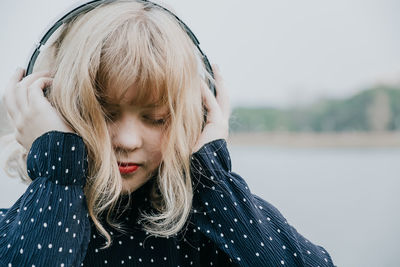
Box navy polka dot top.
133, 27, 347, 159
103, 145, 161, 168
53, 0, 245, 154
0, 131, 336, 266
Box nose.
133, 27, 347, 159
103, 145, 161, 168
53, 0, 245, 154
109, 113, 143, 153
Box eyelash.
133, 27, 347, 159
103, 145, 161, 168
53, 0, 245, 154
145, 117, 166, 125
104, 111, 166, 126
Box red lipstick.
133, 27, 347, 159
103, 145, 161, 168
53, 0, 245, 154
118, 162, 140, 174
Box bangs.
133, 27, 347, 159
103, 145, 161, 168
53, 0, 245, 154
95, 16, 171, 108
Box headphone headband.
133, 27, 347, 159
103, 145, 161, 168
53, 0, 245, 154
25, 0, 215, 95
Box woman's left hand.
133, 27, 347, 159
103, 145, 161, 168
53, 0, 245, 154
192, 64, 231, 153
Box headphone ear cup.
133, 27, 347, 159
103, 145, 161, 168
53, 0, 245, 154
202, 54, 217, 97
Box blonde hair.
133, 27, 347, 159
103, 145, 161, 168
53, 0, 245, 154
0, 0, 214, 248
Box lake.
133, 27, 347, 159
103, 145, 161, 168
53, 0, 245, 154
1, 145, 399, 267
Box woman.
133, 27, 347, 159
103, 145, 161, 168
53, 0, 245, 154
0, 0, 335, 266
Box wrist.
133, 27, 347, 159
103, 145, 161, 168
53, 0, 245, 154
27, 131, 88, 186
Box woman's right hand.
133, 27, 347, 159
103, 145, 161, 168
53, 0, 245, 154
2, 68, 74, 151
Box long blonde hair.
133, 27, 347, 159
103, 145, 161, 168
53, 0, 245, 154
0, 0, 214, 248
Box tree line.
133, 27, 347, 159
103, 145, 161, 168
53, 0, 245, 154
230, 85, 400, 132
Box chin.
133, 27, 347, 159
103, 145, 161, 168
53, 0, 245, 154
120, 181, 140, 195
120, 175, 150, 195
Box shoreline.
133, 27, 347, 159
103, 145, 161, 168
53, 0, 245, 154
2, 129, 400, 148
227, 132, 400, 147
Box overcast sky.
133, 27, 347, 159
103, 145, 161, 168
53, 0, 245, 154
1, 0, 399, 107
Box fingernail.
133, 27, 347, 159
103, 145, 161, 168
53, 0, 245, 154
15, 67, 21, 72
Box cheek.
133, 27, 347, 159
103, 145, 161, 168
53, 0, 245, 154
106, 121, 119, 137
145, 129, 165, 162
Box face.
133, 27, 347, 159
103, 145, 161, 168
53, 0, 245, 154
103, 84, 169, 194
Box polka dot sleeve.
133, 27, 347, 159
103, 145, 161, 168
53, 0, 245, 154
0, 131, 91, 267
190, 139, 336, 267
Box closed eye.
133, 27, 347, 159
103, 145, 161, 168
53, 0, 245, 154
104, 110, 120, 121
143, 116, 167, 125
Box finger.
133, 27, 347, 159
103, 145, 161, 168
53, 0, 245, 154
201, 80, 220, 122
3, 68, 25, 103
15, 71, 52, 114
28, 77, 53, 106
9, 68, 25, 85
211, 64, 231, 119
3, 68, 26, 122
19, 70, 52, 89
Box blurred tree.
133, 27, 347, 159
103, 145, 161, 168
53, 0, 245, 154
367, 90, 391, 131
230, 85, 400, 133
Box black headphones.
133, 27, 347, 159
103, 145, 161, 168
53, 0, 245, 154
24, 0, 216, 97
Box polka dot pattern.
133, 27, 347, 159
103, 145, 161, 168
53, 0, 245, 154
189, 139, 336, 266
0, 132, 335, 266
0, 131, 90, 266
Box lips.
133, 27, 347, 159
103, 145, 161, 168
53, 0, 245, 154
118, 162, 140, 174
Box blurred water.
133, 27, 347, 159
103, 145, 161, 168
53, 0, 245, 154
1, 145, 399, 267
228, 145, 400, 267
